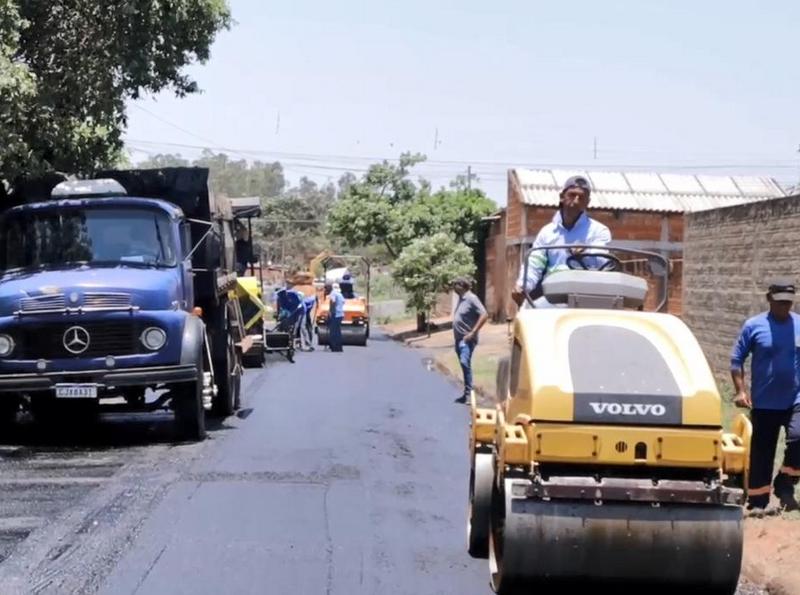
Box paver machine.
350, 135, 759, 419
467, 244, 752, 594
315, 255, 370, 347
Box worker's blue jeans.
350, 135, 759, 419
329, 316, 344, 352
456, 339, 476, 397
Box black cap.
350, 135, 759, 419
768, 277, 795, 302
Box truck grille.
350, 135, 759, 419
17, 292, 133, 314
18, 295, 66, 313
15, 322, 143, 358
83, 293, 132, 309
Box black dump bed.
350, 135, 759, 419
5, 167, 223, 220
93, 167, 224, 221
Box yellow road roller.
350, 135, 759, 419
468, 245, 751, 594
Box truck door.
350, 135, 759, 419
180, 221, 195, 310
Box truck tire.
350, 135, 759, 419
173, 359, 206, 442
211, 301, 241, 417
0, 397, 19, 430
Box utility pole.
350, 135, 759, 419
467, 166, 472, 191
593, 136, 598, 160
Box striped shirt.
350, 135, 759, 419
516, 210, 612, 292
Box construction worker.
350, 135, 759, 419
511, 175, 611, 308
730, 278, 800, 514
452, 277, 488, 404
327, 282, 345, 352
300, 293, 317, 351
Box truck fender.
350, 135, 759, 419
180, 315, 206, 365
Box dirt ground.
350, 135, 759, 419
381, 319, 800, 595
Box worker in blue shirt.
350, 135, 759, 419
512, 175, 611, 308
300, 293, 317, 351
730, 278, 800, 513
327, 282, 346, 352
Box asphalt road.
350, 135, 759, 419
0, 331, 488, 594
0, 330, 766, 595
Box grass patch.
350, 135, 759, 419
471, 354, 501, 396
433, 348, 501, 405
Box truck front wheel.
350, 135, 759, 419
173, 355, 206, 442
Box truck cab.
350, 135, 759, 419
0, 169, 247, 440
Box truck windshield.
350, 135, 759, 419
0, 207, 177, 272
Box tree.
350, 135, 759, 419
0, 2, 36, 180
392, 233, 476, 334
134, 150, 334, 268
1, 0, 232, 185
394, 188, 496, 250
327, 153, 496, 258
326, 152, 428, 257
257, 176, 337, 268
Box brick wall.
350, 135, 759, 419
683, 195, 800, 383
506, 172, 524, 238
483, 215, 507, 321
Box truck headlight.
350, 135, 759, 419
140, 327, 167, 351
0, 334, 14, 357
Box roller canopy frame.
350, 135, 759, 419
521, 243, 670, 312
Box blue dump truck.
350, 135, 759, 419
0, 167, 253, 441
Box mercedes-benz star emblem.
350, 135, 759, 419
63, 326, 90, 355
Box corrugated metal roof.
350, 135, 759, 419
513, 169, 787, 213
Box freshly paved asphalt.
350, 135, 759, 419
95, 331, 487, 594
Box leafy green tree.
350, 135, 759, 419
257, 177, 337, 268
394, 188, 496, 250
327, 153, 496, 257
136, 153, 192, 168
392, 233, 476, 333
327, 152, 428, 257
0, 2, 36, 180
193, 150, 284, 198
1, 0, 231, 185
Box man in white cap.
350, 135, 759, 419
511, 174, 611, 307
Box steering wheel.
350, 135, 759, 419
566, 249, 622, 272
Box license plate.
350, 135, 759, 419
54, 384, 98, 399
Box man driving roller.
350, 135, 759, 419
511, 174, 612, 307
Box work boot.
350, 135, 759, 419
745, 503, 782, 518
454, 392, 467, 404
773, 473, 800, 512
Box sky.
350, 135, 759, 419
123, 0, 800, 205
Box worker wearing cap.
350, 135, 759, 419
730, 278, 800, 513
512, 175, 612, 307
327, 282, 345, 352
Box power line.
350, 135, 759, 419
125, 106, 799, 180
130, 104, 220, 148
125, 138, 800, 171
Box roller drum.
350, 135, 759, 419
468, 452, 493, 558
490, 478, 742, 594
